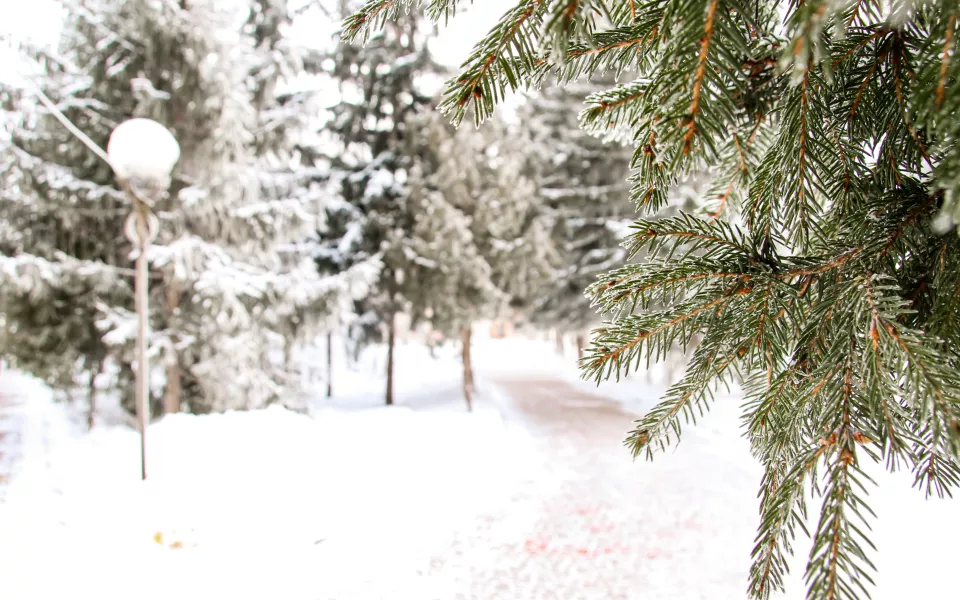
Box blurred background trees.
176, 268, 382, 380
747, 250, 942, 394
520, 76, 633, 356
1, 0, 343, 417
0, 0, 691, 416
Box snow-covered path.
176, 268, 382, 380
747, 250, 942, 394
423, 375, 768, 600
1, 339, 957, 600
427, 336, 959, 600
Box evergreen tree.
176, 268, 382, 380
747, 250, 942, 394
520, 76, 633, 352
409, 110, 554, 408
349, 2, 960, 598
0, 0, 332, 416
402, 115, 494, 408
476, 121, 560, 314
316, 3, 449, 405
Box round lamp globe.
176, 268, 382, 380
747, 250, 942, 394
107, 118, 180, 184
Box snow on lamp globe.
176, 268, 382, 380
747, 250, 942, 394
107, 118, 180, 481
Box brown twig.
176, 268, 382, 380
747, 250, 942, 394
937, 16, 956, 109
780, 246, 863, 279
891, 39, 934, 169
624, 272, 752, 297
593, 89, 644, 113
708, 134, 749, 220
344, 0, 396, 38
639, 229, 749, 255
849, 60, 879, 120
880, 202, 928, 258
683, 0, 719, 154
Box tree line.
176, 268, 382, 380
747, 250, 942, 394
0, 0, 634, 418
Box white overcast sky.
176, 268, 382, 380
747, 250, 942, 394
1, 0, 514, 67
1, 0, 523, 128
0, 0, 61, 45
1, 0, 517, 117
423, 0, 514, 66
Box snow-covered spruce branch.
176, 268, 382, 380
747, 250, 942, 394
438, 0, 546, 126
547, 20, 662, 83
342, 0, 408, 42
621, 336, 745, 458
580, 79, 650, 134
619, 214, 756, 262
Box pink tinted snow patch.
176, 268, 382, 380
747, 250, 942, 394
522, 536, 635, 558
523, 537, 549, 554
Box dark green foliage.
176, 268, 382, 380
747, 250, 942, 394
349, 1, 960, 599
317, 5, 448, 349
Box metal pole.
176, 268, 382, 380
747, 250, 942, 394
135, 206, 150, 481
124, 190, 157, 482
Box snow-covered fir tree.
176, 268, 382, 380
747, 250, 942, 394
0, 0, 338, 417
520, 76, 633, 352
0, 23, 136, 411
476, 122, 560, 315
406, 110, 556, 408
315, 4, 451, 405
401, 116, 492, 408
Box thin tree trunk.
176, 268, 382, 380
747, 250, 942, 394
461, 325, 474, 412
164, 363, 182, 416
283, 335, 294, 374
326, 331, 333, 398
385, 312, 396, 406
163, 285, 182, 416
88, 355, 105, 430
575, 333, 586, 360
427, 326, 437, 358
555, 330, 564, 356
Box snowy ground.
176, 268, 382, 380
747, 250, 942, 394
472, 340, 960, 599
0, 335, 958, 599
0, 341, 535, 600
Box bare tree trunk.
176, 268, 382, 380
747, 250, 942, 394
163, 285, 182, 416
575, 333, 586, 360
283, 335, 294, 374
326, 331, 333, 398
461, 325, 474, 412
555, 330, 564, 356
385, 312, 396, 406
164, 363, 182, 416
88, 355, 105, 430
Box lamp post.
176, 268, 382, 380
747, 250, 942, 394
107, 118, 180, 481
